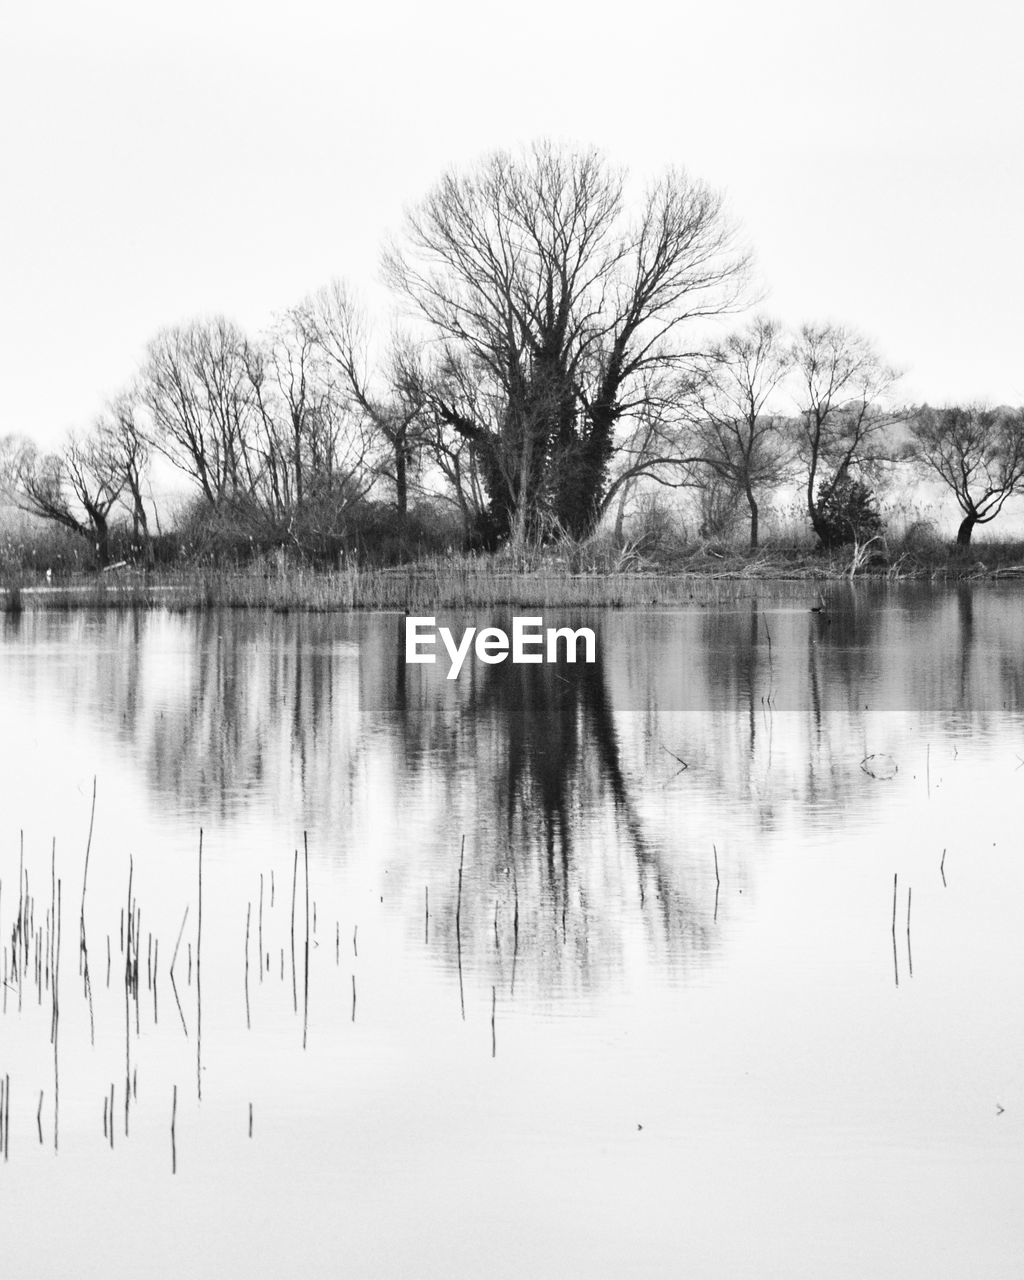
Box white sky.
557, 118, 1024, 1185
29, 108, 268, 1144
2, 0, 1022, 449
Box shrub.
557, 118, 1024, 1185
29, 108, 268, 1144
815, 473, 883, 547
899, 518, 944, 555
625, 493, 686, 559
694, 475, 744, 542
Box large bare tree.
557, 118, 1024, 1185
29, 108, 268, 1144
241, 306, 381, 555
306, 282, 425, 524
790, 323, 900, 547
139, 317, 260, 510
384, 141, 747, 545
910, 404, 1024, 546
15, 430, 124, 566
687, 317, 794, 548
98, 393, 154, 563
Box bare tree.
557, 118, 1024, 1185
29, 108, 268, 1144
98, 393, 154, 564
594, 367, 694, 526
688, 317, 794, 548
384, 141, 748, 545
789, 323, 900, 547
306, 282, 425, 524
910, 404, 1024, 546
235, 306, 379, 555
606, 393, 686, 543
244, 313, 317, 522
16, 430, 123, 566
139, 318, 259, 510
393, 342, 531, 545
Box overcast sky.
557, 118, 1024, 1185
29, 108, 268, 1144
2, 0, 1021, 449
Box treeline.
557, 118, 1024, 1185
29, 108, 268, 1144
2, 141, 1023, 570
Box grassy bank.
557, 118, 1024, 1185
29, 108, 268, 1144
1, 563, 784, 613
4, 542, 1024, 613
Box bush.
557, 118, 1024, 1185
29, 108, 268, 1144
815, 473, 883, 548
625, 493, 687, 559
162, 492, 468, 568
899, 518, 944, 555
693, 475, 744, 542
346, 500, 466, 565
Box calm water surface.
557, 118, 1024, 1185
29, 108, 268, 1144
1, 584, 1021, 1279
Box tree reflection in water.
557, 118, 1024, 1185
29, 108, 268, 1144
7, 586, 1024, 1004
418, 638, 710, 994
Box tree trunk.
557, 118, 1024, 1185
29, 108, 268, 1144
394, 441, 408, 521
136, 506, 155, 568
129, 484, 154, 567
293, 422, 303, 507
747, 488, 759, 551
562, 411, 616, 539
94, 516, 111, 568
613, 480, 633, 544
956, 513, 977, 547
806, 473, 819, 544
810, 509, 830, 547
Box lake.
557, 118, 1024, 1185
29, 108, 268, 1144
1, 584, 1021, 1278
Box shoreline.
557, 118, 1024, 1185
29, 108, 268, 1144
4, 556, 1024, 613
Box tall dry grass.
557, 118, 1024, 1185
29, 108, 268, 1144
5, 535, 1024, 614
1, 561, 820, 613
